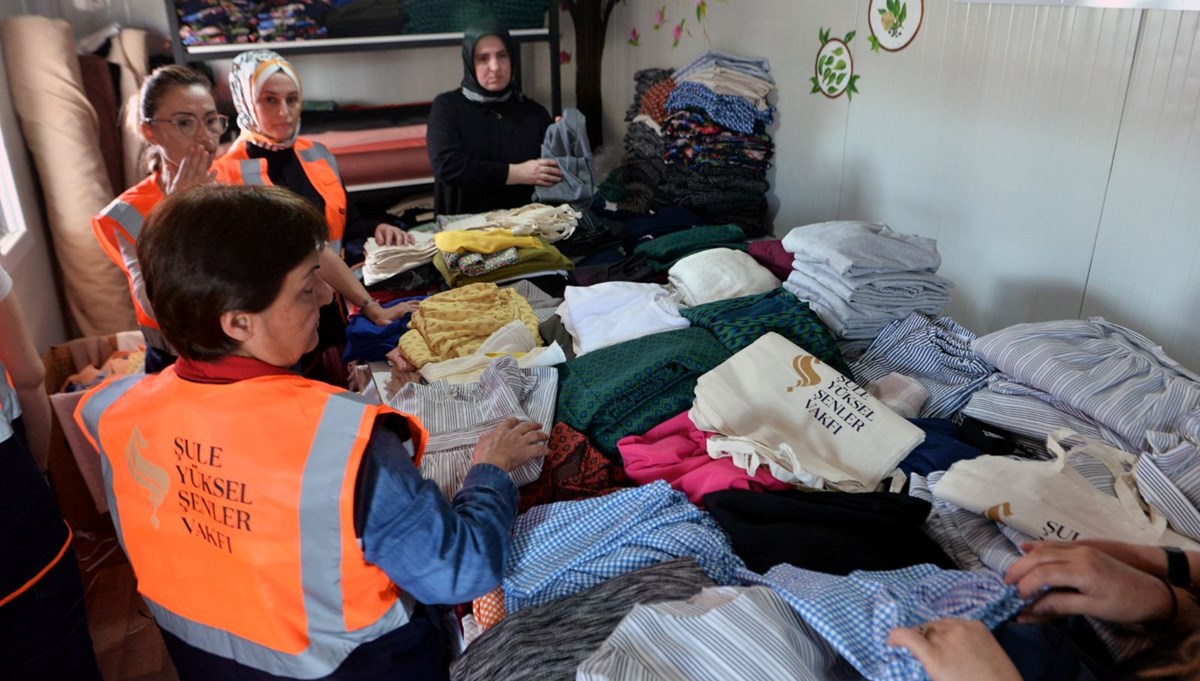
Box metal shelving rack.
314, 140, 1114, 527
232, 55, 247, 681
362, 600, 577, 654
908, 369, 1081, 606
164, 2, 562, 115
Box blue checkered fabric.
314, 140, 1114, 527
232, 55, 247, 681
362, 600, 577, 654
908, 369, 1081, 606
666, 81, 775, 135
739, 563, 1024, 681
503, 481, 745, 614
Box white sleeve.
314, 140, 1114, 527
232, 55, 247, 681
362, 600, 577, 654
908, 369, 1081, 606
0, 264, 12, 302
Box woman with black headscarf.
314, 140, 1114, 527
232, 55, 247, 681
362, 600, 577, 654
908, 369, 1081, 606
426, 20, 561, 215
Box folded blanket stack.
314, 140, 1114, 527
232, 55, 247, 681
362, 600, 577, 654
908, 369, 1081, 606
782, 221, 953, 352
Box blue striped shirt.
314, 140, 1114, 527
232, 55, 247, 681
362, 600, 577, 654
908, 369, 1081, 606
851, 314, 994, 419
968, 318, 1200, 453
739, 563, 1024, 681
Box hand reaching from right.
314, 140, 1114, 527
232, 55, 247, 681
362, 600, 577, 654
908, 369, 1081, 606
472, 417, 549, 472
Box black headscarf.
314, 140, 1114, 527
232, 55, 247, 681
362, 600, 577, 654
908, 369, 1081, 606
460, 20, 522, 103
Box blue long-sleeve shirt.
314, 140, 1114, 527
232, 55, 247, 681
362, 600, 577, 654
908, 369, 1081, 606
358, 419, 518, 605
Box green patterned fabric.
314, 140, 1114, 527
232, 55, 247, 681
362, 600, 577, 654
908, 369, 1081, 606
680, 288, 854, 380
557, 327, 730, 456
633, 223, 747, 272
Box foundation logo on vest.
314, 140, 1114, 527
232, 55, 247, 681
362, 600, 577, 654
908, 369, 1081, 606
126, 427, 170, 528
787, 354, 824, 393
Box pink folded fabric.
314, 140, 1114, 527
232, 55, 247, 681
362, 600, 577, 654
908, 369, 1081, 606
618, 411, 790, 505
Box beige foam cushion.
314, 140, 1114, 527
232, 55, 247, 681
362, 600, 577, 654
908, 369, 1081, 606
0, 15, 137, 335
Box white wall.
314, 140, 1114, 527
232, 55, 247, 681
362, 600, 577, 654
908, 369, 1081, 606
602, 0, 1200, 370
8, 0, 1196, 369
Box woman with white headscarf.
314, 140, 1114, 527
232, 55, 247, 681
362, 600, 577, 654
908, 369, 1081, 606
213, 50, 415, 337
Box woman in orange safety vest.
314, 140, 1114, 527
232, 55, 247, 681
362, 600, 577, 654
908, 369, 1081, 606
76, 185, 548, 680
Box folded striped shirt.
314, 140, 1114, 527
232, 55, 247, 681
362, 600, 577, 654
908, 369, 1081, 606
577, 586, 852, 681
851, 314, 993, 419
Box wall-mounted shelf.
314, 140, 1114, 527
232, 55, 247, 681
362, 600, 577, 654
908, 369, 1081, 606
165, 2, 562, 114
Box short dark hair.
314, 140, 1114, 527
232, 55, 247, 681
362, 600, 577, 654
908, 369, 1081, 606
137, 185, 328, 361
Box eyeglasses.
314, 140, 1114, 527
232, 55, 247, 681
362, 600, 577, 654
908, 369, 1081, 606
145, 113, 229, 137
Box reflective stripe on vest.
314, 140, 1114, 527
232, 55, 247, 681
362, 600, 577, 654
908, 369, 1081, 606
215, 139, 347, 249
238, 158, 267, 186
96, 188, 164, 333
75, 373, 412, 679
0, 362, 19, 444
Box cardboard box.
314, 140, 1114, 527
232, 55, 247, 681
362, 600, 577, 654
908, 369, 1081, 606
43, 332, 143, 530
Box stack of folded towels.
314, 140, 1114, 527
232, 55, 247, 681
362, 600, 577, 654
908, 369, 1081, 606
781, 222, 953, 356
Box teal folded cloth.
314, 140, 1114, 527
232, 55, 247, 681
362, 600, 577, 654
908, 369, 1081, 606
557, 327, 731, 456
633, 223, 748, 272
681, 288, 854, 380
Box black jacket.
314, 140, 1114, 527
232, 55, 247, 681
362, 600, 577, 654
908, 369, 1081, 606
426, 89, 551, 215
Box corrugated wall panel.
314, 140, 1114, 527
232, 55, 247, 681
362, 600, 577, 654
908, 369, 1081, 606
1081, 11, 1200, 370
838, 1, 1140, 335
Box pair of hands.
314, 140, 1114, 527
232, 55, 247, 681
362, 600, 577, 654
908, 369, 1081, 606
509, 158, 563, 187
889, 540, 1188, 681
472, 417, 549, 473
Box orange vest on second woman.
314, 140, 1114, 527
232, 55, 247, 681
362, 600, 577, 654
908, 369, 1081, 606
213, 137, 348, 252
91, 174, 167, 338
74, 368, 428, 678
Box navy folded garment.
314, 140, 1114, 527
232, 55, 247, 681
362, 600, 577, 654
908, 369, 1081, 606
899, 418, 989, 477
342, 296, 424, 362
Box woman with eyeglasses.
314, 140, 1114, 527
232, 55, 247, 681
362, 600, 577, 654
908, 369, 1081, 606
92, 64, 228, 372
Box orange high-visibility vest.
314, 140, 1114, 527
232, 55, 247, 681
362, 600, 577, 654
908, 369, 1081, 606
91, 174, 167, 346
213, 137, 348, 253
74, 368, 429, 678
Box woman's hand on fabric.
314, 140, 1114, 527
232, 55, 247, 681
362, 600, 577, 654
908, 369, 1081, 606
364, 299, 419, 326
887, 619, 1022, 681
472, 417, 549, 473
374, 223, 414, 247
1004, 541, 1175, 624
162, 143, 215, 195
507, 158, 563, 187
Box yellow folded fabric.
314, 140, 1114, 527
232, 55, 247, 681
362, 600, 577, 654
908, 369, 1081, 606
397, 283, 541, 368
433, 229, 542, 254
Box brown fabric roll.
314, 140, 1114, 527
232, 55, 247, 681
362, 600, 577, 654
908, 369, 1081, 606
106, 29, 151, 186
0, 15, 137, 335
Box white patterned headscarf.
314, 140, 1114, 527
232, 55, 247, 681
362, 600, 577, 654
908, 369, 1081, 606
229, 50, 303, 150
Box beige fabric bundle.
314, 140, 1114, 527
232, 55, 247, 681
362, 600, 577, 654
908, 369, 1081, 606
1, 16, 136, 334
689, 332, 924, 491
362, 232, 439, 286
442, 203, 579, 243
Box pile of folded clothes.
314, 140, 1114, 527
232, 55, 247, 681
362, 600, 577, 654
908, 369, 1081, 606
781, 221, 954, 359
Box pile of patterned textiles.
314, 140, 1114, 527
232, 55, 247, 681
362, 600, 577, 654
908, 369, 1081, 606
430, 204, 576, 288
782, 221, 954, 359
601, 52, 777, 236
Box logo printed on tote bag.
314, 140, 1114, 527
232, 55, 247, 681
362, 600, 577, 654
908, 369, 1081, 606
985, 502, 1013, 523
787, 355, 824, 392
